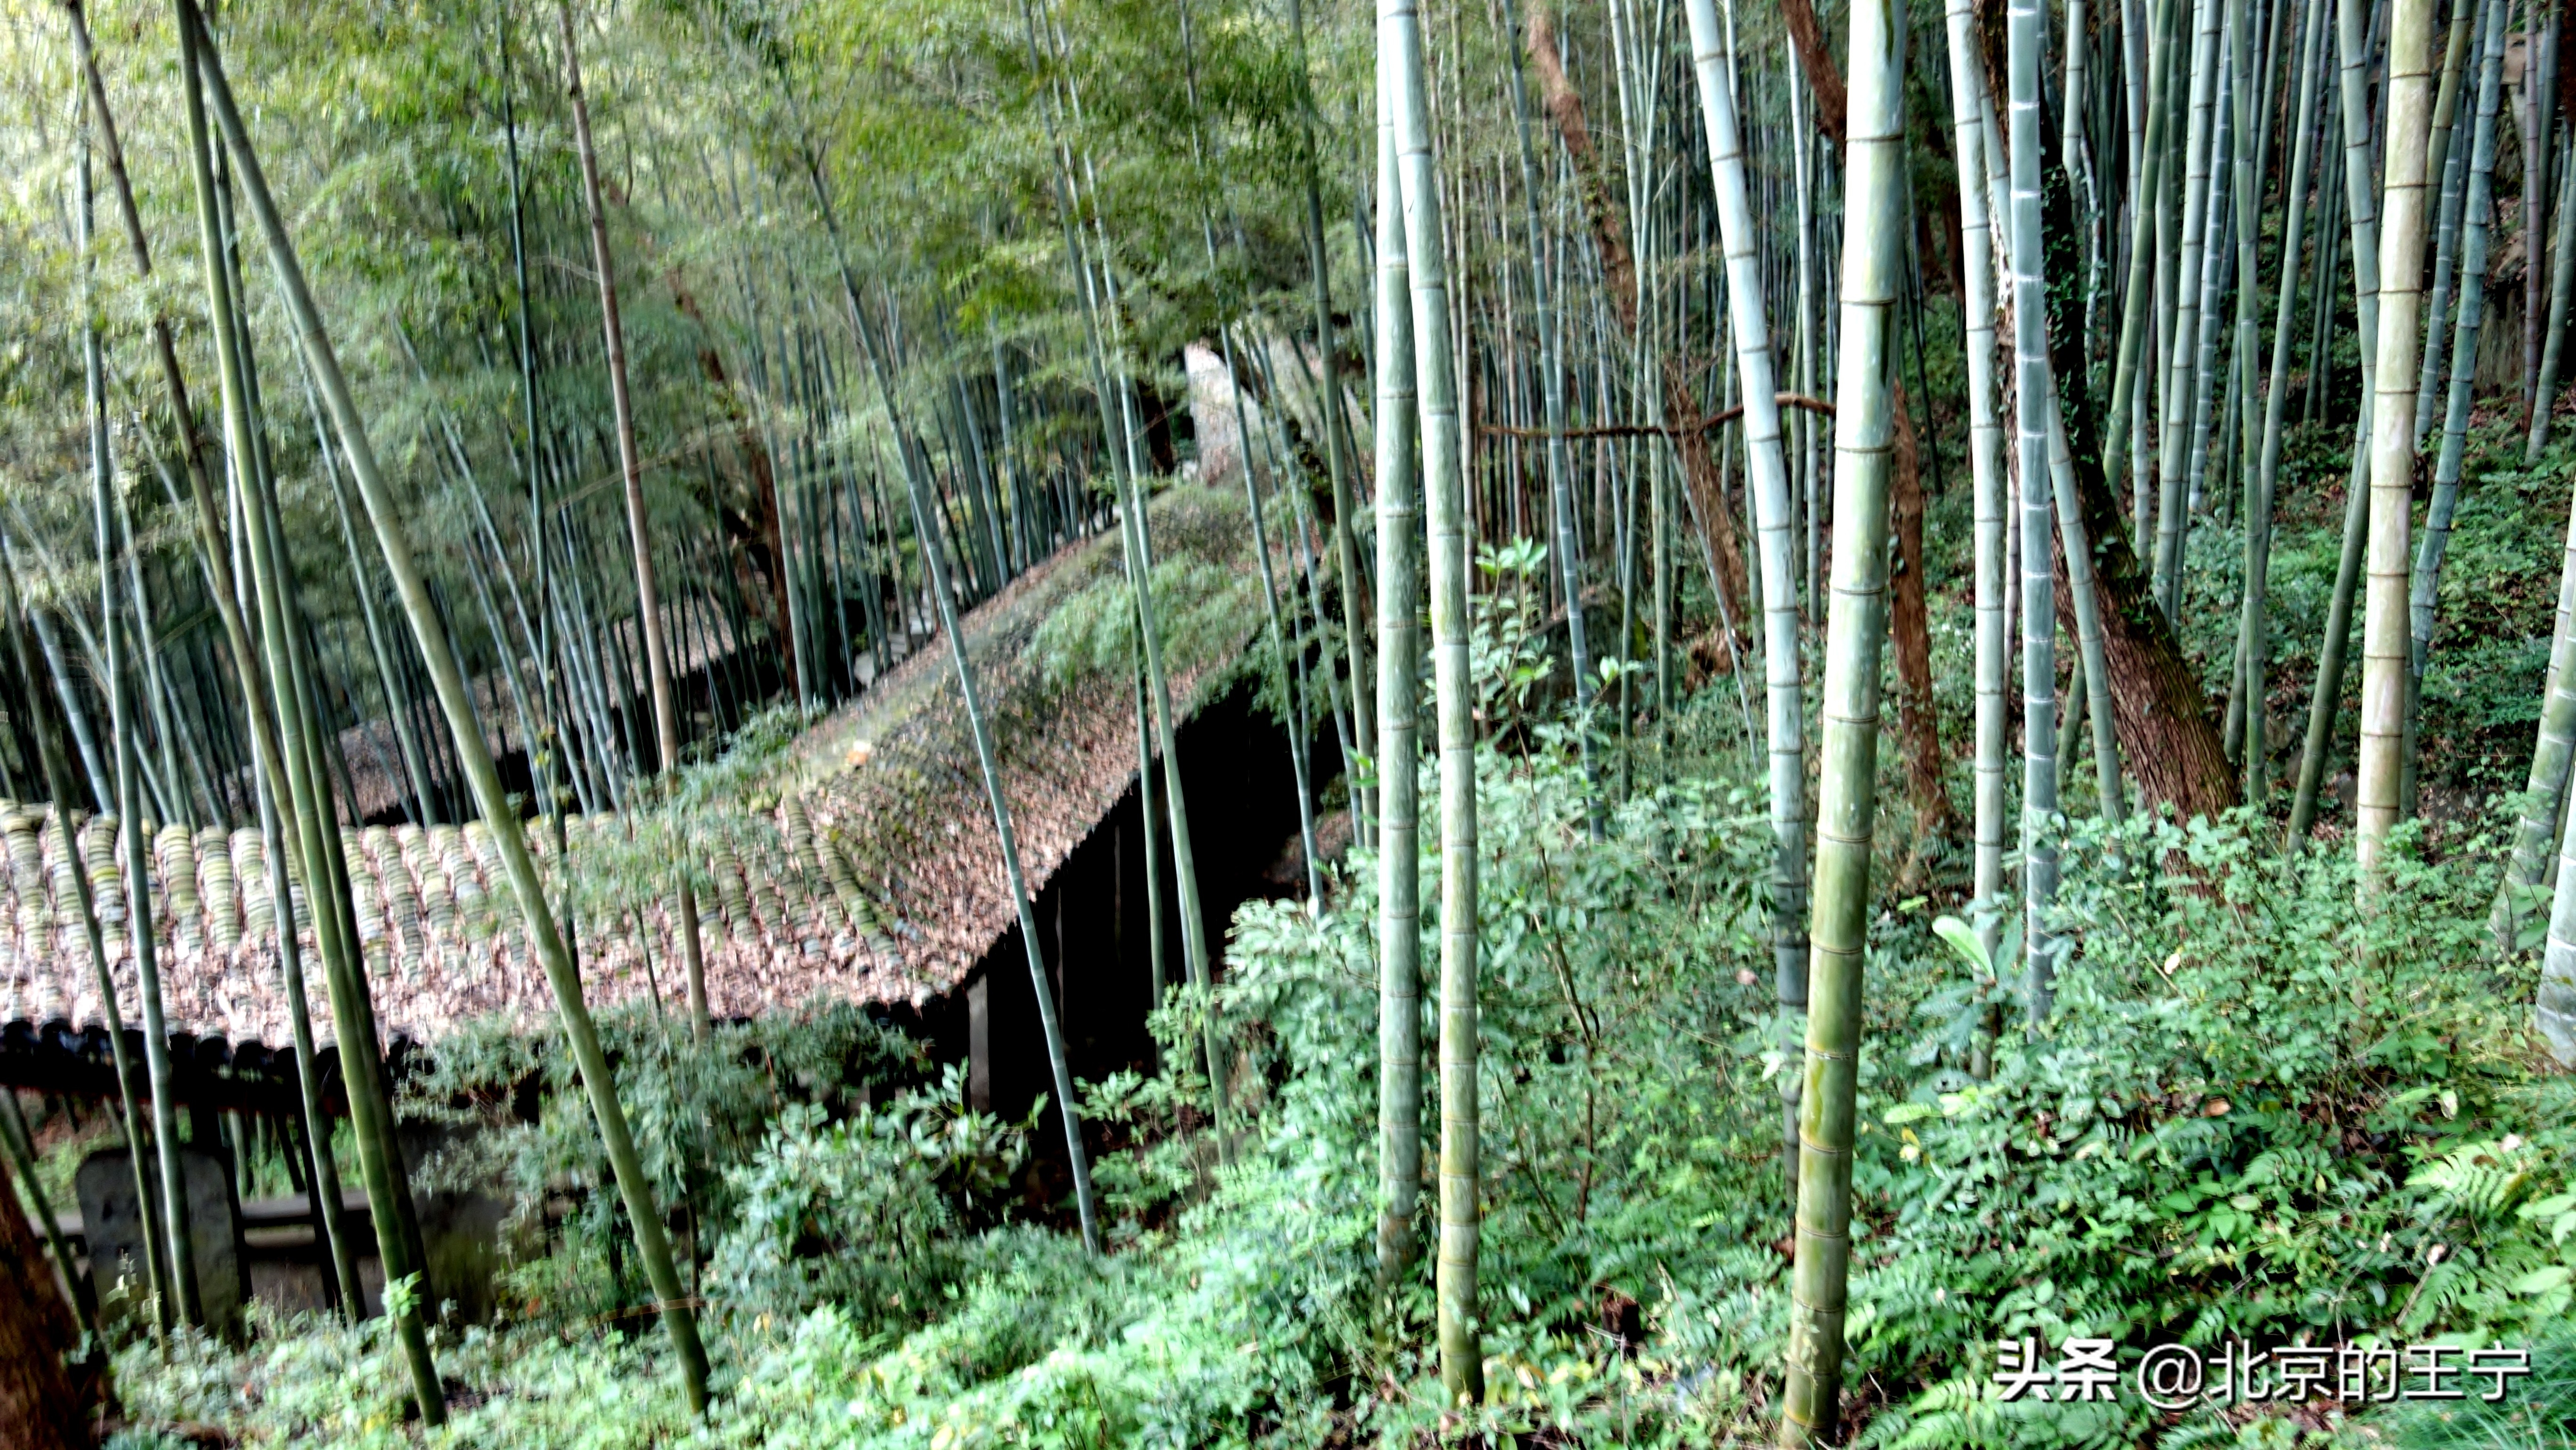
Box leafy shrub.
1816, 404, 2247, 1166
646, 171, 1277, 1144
109, 1305, 693, 1450
402, 998, 925, 1323
708, 1064, 1036, 1329
1853, 813, 2576, 1448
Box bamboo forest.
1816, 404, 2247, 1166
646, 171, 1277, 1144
8, 0, 2576, 1439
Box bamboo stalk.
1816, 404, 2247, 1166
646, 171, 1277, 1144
189, 10, 707, 1410
1779, 0, 1905, 1432
0, 537, 165, 1339
2400, 0, 2511, 817
2011, 0, 2062, 1020
2286, 0, 2390, 845
1686, 0, 1811, 1162
92, 62, 198, 1329
2356, 0, 2438, 875
2528, 138, 2576, 459
1371, 49, 1424, 1308
1386, 0, 1479, 1401
2527, 0, 2560, 422
2104, 0, 2184, 549
2243, 0, 2331, 807
2413, 0, 2478, 449
191, 24, 445, 1394
2045, 375, 2125, 821
1287, 0, 1374, 844
902, 403, 1103, 1255
1222, 329, 1324, 910
560, 4, 711, 1037
2154, 0, 2226, 616
1941, 0, 2009, 1056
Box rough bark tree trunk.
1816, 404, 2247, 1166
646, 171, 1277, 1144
2026, 34, 2243, 822
670, 280, 797, 667
1890, 386, 1955, 838
1779, 0, 1850, 148
0, 1141, 89, 1450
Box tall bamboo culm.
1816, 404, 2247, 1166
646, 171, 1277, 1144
1285, 0, 1373, 846
1372, 52, 1424, 1303
2547, 747, 2576, 1059
1780, 0, 1905, 1436
1384, 0, 1478, 1402
1503, 1, 1598, 830
1942, 0, 2007, 978
901, 439, 1104, 1256
2287, 0, 2392, 844
2009, 0, 2059, 1018
2528, 137, 2576, 459
561, 1, 713, 1038
2043, 380, 2123, 821
51, 99, 175, 1342
2244, 0, 2331, 807
181, 12, 443, 1403
2357, 0, 2438, 878
1684, 0, 1808, 1157
186, 9, 709, 1413
2400, 0, 2509, 817
2100, 0, 2179, 538
0, 539, 166, 1337
2497, 478, 2576, 948
2153, 0, 2225, 617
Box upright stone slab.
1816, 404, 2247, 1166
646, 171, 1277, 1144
967, 974, 992, 1113
398, 1120, 521, 1324
76, 1146, 245, 1335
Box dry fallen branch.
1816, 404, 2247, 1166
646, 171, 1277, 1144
1477, 393, 1836, 440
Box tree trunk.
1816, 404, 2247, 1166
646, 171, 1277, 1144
0, 1092, 90, 1341
669, 282, 797, 675
1778, 0, 1849, 149
2029, 75, 2241, 823
0, 1137, 89, 1450
1891, 387, 1952, 839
